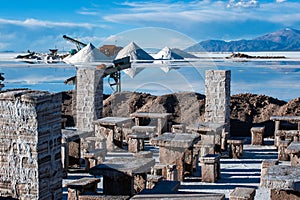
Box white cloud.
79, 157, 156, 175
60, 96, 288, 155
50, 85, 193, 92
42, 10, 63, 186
102, 1, 300, 27
0, 18, 104, 29
76, 11, 99, 16
276, 0, 286, 2
227, 0, 260, 8
77, 7, 99, 16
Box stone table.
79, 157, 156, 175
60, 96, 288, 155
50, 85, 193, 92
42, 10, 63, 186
89, 157, 155, 196
270, 116, 300, 146
130, 112, 172, 135
150, 132, 201, 181
286, 142, 300, 166
93, 117, 132, 151
261, 165, 300, 199
186, 122, 224, 155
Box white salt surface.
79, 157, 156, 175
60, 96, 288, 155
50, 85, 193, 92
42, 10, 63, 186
63, 138, 279, 199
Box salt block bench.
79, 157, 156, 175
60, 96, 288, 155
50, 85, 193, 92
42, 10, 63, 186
200, 154, 221, 183
150, 163, 177, 181
278, 139, 291, 161
286, 141, 300, 166
131, 125, 157, 136
260, 159, 279, 186
146, 174, 163, 189
227, 138, 247, 158
171, 124, 186, 133
66, 177, 100, 200
134, 151, 153, 159
82, 149, 106, 170
127, 133, 149, 153
251, 126, 265, 145
229, 187, 256, 200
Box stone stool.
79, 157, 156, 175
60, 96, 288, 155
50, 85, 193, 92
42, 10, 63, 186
260, 159, 278, 186
221, 131, 229, 151
151, 164, 178, 181
131, 125, 157, 137
251, 126, 265, 145
66, 177, 100, 200
229, 187, 256, 200
171, 124, 186, 133
200, 154, 221, 183
278, 139, 291, 161
127, 133, 149, 153
82, 149, 106, 170
286, 142, 300, 166
227, 139, 246, 158
134, 151, 153, 159
146, 174, 163, 189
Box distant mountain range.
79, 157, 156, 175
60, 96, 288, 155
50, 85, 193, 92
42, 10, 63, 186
186, 28, 300, 52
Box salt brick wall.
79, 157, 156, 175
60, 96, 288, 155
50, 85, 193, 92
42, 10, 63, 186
205, 70, 231, 133
76, 68, 104, 131
0, 89, 62, 200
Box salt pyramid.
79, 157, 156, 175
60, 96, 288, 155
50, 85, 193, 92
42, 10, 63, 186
115, 42, 154, 61
153, 46, 184, 60
153, 47, 198, 60
65, 43, 110, 64
115, 42, 153, 78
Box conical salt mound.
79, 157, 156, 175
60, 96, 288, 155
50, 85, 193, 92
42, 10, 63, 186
115, 42, 154, 61
66, 43, 110, 64
153, 46, 184, 60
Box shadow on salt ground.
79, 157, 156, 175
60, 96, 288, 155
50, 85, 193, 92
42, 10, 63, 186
221, 159, 263, 164
221, 168, 261, 173
243, 150, 278, 159
179, 183, 258, 191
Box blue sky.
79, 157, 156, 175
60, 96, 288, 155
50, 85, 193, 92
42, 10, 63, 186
0, 0, 300, 51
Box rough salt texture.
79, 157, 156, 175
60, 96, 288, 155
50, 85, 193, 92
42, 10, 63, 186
261, 165, 300, 192
205, 70, 231, 133
76, 68, 104, 131
0, 89, 62, 199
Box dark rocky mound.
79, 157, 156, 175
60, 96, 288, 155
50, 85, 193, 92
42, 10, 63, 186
103, 91, 205, 125
230, 93, 287, 137
62, 90, 299, 137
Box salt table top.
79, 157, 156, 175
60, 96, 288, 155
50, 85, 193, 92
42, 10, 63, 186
261, 165, 300, 192
150, 132, 200, 148
89, 157, 155, 177
62, 129, 92, 142
270, 116, 300, 122
186, 122, 224, 133
130, 112, 171, 118
93, 117, 132, 126
286, 142, 300, 154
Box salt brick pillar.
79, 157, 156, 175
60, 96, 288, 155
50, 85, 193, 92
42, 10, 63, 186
0, 89, 62, 200
76, 67, 104, 131
205, 70, 231, 133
